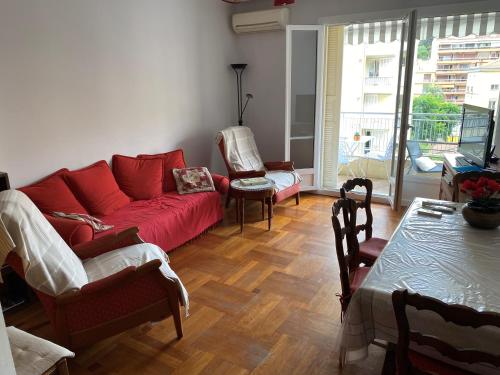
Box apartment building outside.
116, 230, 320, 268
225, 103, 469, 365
434, 35, 500, 104
465, 60, 500, 110
341, 41, 400, 114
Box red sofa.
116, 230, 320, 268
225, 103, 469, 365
19, 149, 229, 251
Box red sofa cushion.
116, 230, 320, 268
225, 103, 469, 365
96, 191, 223, 252
19, 169, 89, 214
44, 214, 94, 247
65, 161, 131, 216
212, 173, 230, 194
112, 155, 163, 200
138, 149, 186, 192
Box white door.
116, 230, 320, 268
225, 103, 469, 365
388, 10, 418, 210
286, 26, 325, 190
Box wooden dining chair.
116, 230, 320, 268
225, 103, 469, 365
340, 178, 388, 266
389, 289, 500, 375
331, 198, 371, 317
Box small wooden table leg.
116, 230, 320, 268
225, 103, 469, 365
267, 198, 273, 231
235, 197, 239, 223
240, 197, 245, 233
261, 199, 265, 220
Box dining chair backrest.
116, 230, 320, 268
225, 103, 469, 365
406, 140, 423, 172
392, 289, 500, 375
331, 198, 360, 307
340, 178, 374, 241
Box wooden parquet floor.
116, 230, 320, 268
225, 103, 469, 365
5, 193, 402, 375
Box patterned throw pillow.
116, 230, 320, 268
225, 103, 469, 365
172, 167, 215, 194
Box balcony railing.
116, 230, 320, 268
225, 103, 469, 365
436, 67, 472, 71
438, 45, 494, 50
435, 78, 468, 82
364, 76, 393, 87
340, 112, 462, 160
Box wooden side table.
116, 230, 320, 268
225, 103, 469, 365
230, 179, 276, 233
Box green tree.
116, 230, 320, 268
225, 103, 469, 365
412, 86, 461, 142
417, 38, 432, 60
417, 44, 430, 60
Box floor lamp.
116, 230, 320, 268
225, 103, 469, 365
231, 64, 252, 126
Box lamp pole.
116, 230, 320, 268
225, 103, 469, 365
231, 64, 247, 126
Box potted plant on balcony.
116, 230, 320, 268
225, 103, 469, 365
461, 177, 500, 229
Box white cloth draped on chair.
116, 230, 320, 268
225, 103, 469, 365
216, 126, 302, 192
216, 126, 265, 172
0, 190, 188, 313
0, 190, 88, 296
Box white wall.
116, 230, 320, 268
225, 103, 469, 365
0, 0, 238, 187
233, 0, 500, 162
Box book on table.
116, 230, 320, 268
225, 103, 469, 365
239, 177, 268, 187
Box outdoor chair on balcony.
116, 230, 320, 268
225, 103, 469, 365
360, 139, 393, 181
338, 138, 357, 177
406, 140, 443, 174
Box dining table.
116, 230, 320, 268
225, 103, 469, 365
339, 197, 500, 374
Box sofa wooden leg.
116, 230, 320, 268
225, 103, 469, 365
56, 359, 70, 375
172, 309, 183, 340
295, 192, 300, 205
167, 290, 183, 339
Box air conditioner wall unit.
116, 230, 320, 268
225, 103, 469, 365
232, 8, 290, 34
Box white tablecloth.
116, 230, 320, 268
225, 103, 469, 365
339, 198, 500, 374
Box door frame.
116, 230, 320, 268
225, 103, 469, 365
389, 10, 418, 211
285, 25, 326, 191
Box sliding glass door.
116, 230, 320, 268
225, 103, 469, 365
285, 26, 325, 190
389, 10, 418, 210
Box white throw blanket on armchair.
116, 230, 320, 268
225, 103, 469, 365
0, 190, 188, 314
216, 126, 302, 191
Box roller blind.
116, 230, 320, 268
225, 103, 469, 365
321, 26, 344, 189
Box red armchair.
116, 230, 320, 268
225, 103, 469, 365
6, 227, 183, 350
217, 126, 301, 207
1, 189, 185, 351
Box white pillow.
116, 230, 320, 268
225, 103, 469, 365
415, 156, 437, 172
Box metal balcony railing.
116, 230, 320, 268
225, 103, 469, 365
435, 78, 468, 82
364, 76, 394, 87
438, 45, 494, 50
340, 112, 462, 160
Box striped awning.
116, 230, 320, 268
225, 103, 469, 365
345, 12, 500, 45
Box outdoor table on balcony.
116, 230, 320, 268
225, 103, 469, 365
344, 136, 375, 158
339, 197, 500, 374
